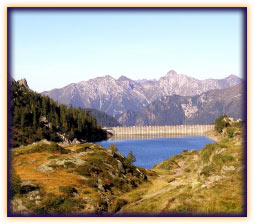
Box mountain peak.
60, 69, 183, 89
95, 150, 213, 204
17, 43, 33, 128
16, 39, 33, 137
118, 75, 133, 82
225, 74, 241, 80
17, 78, 29, 89
165, 70, 177, 77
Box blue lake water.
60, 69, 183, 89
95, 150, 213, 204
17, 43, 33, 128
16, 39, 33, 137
96, 136, 214, 169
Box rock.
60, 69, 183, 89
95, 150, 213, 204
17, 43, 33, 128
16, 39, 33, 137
71, 138, 80, 145
191, 181, 200, 187
235, 141, 242, 146
11, 198, 28, 213
37, 161, 54, 173
208, 175, 223, 183
222, 165, 235, 171
116, 160, 125, 173
27, 190, 41, 201
20, 180, 40, 193
97, 179, 105, 192
17, 78, 29, 89
215, 148, 226, 154
39, 116, 48, 123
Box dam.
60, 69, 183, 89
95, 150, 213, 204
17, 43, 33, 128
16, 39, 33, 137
105, 125, 215, 136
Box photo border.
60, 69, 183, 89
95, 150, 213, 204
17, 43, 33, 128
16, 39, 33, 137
5, 6, 248, 219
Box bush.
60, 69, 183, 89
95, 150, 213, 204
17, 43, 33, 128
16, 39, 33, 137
109, 144, 118, 153
109, 198, 128, 213
64, 161, 76, 168
213, 154, 234, 166
33, 193, 84, 214
59, 186, 78, 197
13, 142, 70, 156
10, 170, 22, 198
201, 144, 217, 163
126, 150, 136, 164
75, 165, 91, 177
76, 146, 89, 153
200, 166, 214, 177
214, 115, 230, 133
226, 127, 235, 138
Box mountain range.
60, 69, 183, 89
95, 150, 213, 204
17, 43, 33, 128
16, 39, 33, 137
42, 70, 242, 120
117, 83, 244, 126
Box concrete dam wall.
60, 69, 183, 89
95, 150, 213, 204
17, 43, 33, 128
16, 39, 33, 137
108, 125, 215, 135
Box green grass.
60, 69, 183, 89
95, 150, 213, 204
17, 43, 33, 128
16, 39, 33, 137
12, 142, 70, 156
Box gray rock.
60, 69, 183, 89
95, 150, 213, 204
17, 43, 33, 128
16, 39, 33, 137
20, 181, 40, 193
11, 198, 28, 213
222, 165, 235, 171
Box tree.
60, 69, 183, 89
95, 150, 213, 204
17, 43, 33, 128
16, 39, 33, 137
109, 144, 118, 153
226, 127, 235, 138
10, 80, 107, 147
126, 150, 136, 164
214, 115, 229, 133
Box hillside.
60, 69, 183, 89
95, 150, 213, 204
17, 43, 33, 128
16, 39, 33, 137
117, 120, 244, 214
10, 118, 245, 216
42, 70, 242, 117
118, 83, 244, 126
10, 141, 148, 214
86, 108, 121, 127
9, 79, 107, 147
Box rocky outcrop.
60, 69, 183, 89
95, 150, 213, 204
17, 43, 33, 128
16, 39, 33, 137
17, 78, 29, 89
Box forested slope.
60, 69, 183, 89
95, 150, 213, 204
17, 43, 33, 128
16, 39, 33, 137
9, 80, 107, 147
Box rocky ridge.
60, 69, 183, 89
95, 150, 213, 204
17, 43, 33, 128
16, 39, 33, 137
117, 83, 244, 126
42, 70, 242, 117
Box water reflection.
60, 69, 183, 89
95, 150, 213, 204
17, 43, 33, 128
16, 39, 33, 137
109, 133, 204, 141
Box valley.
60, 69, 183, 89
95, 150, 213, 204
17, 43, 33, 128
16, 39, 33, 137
10, 118, 244, 215
8, 74, 246, 216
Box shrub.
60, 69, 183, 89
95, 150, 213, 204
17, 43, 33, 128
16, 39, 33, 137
10, 170, 22, 197
85, 177, 97, 188
202, 152, 210, 163
14, 142, 70, 156
76, 146, 89, 153
201, 144, 217, 163
200, 166, 214, 177
59, 186, 78, 197
214, 115, 230, 133
64, 161, 76, 168
75, 165, 91, 177
34, 193, 65, 213
109, 144, 118, 153
213, 154, 234, 165
226, 127, 235, 138
109, 198, 128, 213
33, 193, 84, 214
126, 150, 136, 164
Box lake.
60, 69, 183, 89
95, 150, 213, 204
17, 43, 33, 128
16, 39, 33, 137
96, 136, 214, 169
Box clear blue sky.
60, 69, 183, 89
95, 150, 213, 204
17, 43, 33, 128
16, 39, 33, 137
10, 9, 244, 92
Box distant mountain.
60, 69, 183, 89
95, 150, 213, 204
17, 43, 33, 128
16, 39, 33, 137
42, 70, 242, 117
86, 108, 121, 127
117, 83, 244, 126
135, 78, 157, 83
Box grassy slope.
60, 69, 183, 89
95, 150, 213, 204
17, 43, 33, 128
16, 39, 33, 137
11, 141, 147, 214
118, 129, 244, 214
11, 127, 244, 215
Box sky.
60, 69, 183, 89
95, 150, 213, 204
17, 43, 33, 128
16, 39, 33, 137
9, 8, 244, 93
